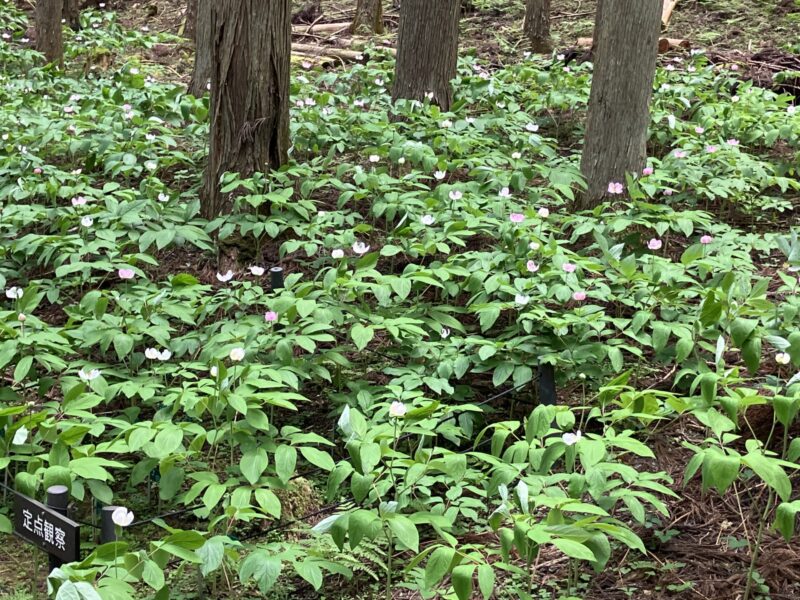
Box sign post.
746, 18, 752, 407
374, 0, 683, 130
13, 487, 80, 566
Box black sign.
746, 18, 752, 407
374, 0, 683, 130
13, 492, 80, 563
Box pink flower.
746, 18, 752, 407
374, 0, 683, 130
706, 145, 718, 153
695, 126, 705, 134
726, 138, 739, 146
647, 238, 662, 250
572, 291, 586, 301
526, 260, 539, 273
264, 311, 278, 322
607, 182, 624, 195
118, 268, 135, 280
642, 167, 654, 176
510, 213, 524, 223
562, 263, 576, 273
71, 196, 87, 207
663, 189, 674, 196
33, 167, 42, 174
673, 150, 687, 158
700, 235, 713, 244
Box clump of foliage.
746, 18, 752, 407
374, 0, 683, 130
0, 5, 799, 600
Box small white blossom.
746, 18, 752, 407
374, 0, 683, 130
216, 270, 234, 283
332, 248, 345, 259
111, 507, 134, 527
389, 401, 407, 418
352, 241, 370, 255
229, 348, 245, 362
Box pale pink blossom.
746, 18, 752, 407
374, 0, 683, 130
526, 260, 539, 273
510, 213, 524, 223
673, 150, 687, 158
642, 167, 654, 176
706, 145, 718, 153
118, 268, 135, 280
572, 291, 587, 301
700, 235, 713, 244
726, 139, 739, 146
607, 182, 624, 195
695, 126, 705, 134
264, 311, 278, 322
648, 238, 663, 250
562, 263, 576, 273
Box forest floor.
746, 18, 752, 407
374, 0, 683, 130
1, 1, 800, 599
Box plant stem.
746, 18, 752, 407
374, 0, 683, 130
743, 488, 774, 600
385, 527, 393, 600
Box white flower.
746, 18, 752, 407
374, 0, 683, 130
80, 216, 93, 227
498, 187, 511, 198
441, 119, 453, 129
449, 190, 463, 201
352, 241, 370, 255
111, 507, 135, 527
145, 347, 159, 359
78, 368, 101, 382
12, 426, 28, 446
397, 156, 406, 165
210, 365, 218, 377
216, 270, 234, 282
389, 401, 407, 418
562, 430, 582, 446
374, 78, 384, 86
368, 154, 380, 163
17, 313, 26, 322
331, 249, 345, 259
304, 98, 316, 106
249, 265, 265, 276
434, 170, 447, 180
421, 214, 435, 226
424, 91, 434, 100
146, 133, 156, 141
158, 349, 171, 361
157, 192, 169, 202
776, 352, 791, 365
440, 327, 451, 339
788, 106, 796, 115
525, 122, 539, 132
511, 152, 522, 160
229, 348, 245, 362
537, 207, 550, 218
514, 294, 530, 306
144, 160, 157, 171
5, 287, 23, 299
465, 117, 475, 124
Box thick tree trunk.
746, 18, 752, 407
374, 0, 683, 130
188, 0, 212, 97
202, 0, 291, 219
578, 0, 661, 208
523, 0, 551, 53
392, 0, 460, 111
350, 0, 383, 34
185, 0, 197, 40
63, 0, 80, 30
36, 0, 64, 66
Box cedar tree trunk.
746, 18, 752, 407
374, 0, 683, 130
186, 0, 197, 40
350, 0, 383, 34
392, 0, 460, 111
64, 0, 80, 29
523, 0, 551, 53
202, 0, 291, 219
579, 0, 661, 208
188, 0, 212, 97
36, 0, 64, 66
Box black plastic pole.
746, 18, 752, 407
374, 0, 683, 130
46, 485, 69, 570
100, 506, 118, 544
270, 266, 284, 291
538, 363, 557, 406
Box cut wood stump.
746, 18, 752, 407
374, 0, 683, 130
577, 36, 689, 53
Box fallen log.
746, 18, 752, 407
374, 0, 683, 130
292, 43, 364, 62
577, 36, 690, 53
292, 22, 351, 34
662, 0, 679, 26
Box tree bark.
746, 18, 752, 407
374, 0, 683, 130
523, 0, 551, 53
392, 0, 460, 111
185, 0, 197, 40
202, 0, 291, 219
578, 0, 661, 208
350, 0, 383, 34
63, 0, 81, 30
188, 0, 212, 97
36, 0, 64, 66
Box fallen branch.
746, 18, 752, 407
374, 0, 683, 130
577, 36, 690, 53
662, 0, 679, 26
292, 22, 351, 35
292, 42, 364, 62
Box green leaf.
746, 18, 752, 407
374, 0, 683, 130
730, 318, 758, 347
197, 538, 225, 577
424, 546, 454, 589
387, 515, 419, 553
451, 564, 475, 600
701, 451, 740, 495
299, 447, 335, 471
254, 489, 281, 519
348, 509, 377, 550
13, 355, 33, 382
239, 552, 282, 594
774, 500, 800, 542
743, 451, 792, 501
350, 324, 374, 351
476, 564, 495, 600
240, 448, 268, 485
274, 445, 297, 483
553, 538, 596, 561
142, 559, 165, 590
113, 334, 134, 360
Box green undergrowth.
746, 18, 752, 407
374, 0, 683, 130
1, 4, 799, 600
